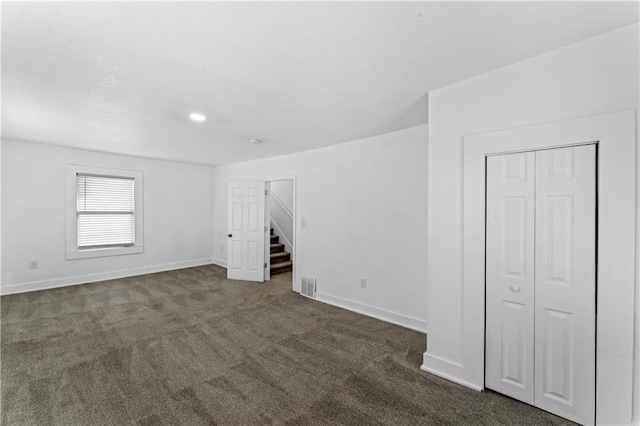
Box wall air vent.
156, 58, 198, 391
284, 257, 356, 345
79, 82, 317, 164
301, 276, 316, 299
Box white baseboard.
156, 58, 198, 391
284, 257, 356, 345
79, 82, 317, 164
212, 257, 227, 268
420, 352, 483, 391
315, 292, 427, 333
1, 257, 214, 295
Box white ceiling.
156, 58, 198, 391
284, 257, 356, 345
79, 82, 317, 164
2, 2, 638, 167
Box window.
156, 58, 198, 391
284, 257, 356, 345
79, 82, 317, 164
76, 174, 135, 249
66, 166, 143, 259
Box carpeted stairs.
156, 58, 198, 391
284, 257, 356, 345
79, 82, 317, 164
270, 228, 292, 275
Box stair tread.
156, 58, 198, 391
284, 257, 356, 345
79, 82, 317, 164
270, 261, 293, 270
271, 251, 290, 258
270, 251, 291, 265
270, 243, 285, 254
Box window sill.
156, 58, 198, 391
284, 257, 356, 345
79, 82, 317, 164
66, 245, 143, 260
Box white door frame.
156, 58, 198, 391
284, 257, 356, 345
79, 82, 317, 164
264, 176, 297, 292
461, 110, 635, 425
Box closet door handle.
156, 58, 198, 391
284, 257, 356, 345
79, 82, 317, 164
510, 286, 520, 293
227, 234, 232, 238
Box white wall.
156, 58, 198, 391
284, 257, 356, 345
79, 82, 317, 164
0, 136, 2, 289
213, 124, 428, 332
270, 180, 293, 213
424, 23, 639, 422
1, 139, 215, 294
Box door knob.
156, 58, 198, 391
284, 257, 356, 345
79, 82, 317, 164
510, 286, 520, 293
227, 234, 232, 238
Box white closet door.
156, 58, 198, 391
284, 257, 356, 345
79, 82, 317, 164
486, 152, 536, 404
534, 145, 596, 425
486, 145, 596, 425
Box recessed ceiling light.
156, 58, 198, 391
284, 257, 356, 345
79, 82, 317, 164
189, 113, 206, 122
249, 139, 262, 144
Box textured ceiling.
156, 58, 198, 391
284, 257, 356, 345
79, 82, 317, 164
2, 2, 638, 166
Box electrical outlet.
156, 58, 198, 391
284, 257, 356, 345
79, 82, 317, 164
29, 260, 39, 270
360, 277, 367, 289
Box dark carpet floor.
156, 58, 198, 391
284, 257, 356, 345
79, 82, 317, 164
1, 264, 574, 425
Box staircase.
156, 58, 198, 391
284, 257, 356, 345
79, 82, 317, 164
270, 228, 292, 275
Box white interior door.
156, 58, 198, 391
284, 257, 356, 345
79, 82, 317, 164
227, 181, 266, 282
486, 152, 536, 404
485, 145, 596, 425
534, 146, 595, 425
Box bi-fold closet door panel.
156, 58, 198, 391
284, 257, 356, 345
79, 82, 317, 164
534, 146, 596, 424
486, 151, 536, 404
485, 145, 596, 425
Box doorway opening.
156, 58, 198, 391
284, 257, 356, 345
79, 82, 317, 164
265, 177, 296, 291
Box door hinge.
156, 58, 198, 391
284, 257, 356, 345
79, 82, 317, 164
264, 226, 268, 232
265, 189, 268, 195
264, 263, 267, 268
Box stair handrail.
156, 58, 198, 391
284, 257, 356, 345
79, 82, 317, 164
270, 191, 293, 219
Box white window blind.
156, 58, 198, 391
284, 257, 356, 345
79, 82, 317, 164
76, 174, 135, 249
